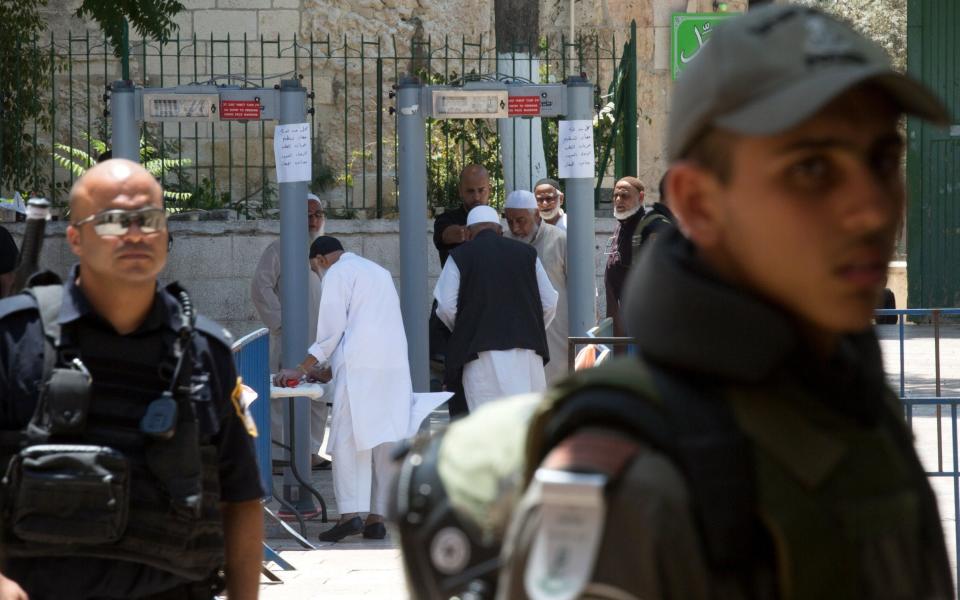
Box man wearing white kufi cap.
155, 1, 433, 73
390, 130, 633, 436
433, 205, 559, 411
503, 190, 569, 384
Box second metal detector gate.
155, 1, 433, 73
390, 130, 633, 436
396, 77, 597, 392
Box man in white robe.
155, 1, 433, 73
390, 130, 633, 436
250, 193, 330, 470
434, 205, 558, 412
274, 236, 415, 542
503, 190, 569, 384
534, 178, 566, 231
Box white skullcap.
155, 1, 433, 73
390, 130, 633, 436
504, 190, 537, 210
466, 205, 501, 226
307, 192, 322, 205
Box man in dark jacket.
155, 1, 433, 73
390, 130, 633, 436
431, 164, 492, 417
629, 171, 678, 260
433, 205, 558, 412
604, 176, 645, 336
432, 164, 491, 266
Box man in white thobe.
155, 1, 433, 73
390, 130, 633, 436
503, 190, 569, 384
535, 178, 567, 231
250, 193, 330, 470
434, 205, 558, 412
274, 236, 414, 542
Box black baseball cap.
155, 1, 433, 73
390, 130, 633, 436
668, 5, 951, 161
309, 236, 344, 258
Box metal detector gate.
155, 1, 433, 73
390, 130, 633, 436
109, 79, 323, 520
396, 77, 596, 391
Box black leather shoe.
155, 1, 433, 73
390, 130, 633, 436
363, 522, 386, 539
318, 516, 363, 542
311, 457, 332, 471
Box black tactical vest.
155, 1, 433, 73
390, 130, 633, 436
0, 283, 226, 581
514, 358, 954, 600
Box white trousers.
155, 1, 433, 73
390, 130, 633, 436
329, 396, 397, 515
463, 349, 547, 412
271, 393, 330, 457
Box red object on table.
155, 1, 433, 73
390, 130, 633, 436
286, 378, 300, 388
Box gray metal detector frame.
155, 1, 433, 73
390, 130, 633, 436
396, 76, 596, 392
110, 79, 323, 524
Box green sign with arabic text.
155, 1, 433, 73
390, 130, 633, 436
671, 13, 738, 80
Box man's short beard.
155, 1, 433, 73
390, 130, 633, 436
520, 222, 540, 243
507, 221, 539, 244
539, 206, 560, 220
614, 205, 642, 221
309, 223, 326, 242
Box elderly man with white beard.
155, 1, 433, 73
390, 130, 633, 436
251, 192, 331, 486
503, 190, 569, 384
604, 176, 646, 338
534, 177, 566, 230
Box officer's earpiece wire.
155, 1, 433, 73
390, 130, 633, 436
170, 290, 195, 398
142, 287, 206, 518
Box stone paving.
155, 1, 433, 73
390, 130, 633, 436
258, 323, 960, 597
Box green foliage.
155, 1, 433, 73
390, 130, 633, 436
52, 132, 194, 206
0, 0, 59, 195
178, 177, 230, 211
259, 179, 277, 214
427, 118, 502, 212
337, 149, 374, 189
75, 0, 186, 57
312, 135, 337, 193
414, 68, 503, 213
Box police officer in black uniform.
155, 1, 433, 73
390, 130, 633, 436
0, 159, 264, 599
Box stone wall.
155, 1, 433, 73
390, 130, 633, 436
6, 218, 620, 339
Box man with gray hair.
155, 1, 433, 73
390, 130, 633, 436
504, 190, 569, 384
533, 178, 566, 231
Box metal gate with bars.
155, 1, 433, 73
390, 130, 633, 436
0, 28, 637, 219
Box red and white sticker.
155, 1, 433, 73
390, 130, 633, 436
508, 96, 541, 117
220, 100, 262, 120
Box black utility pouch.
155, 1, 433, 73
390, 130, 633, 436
5, 444, 130, 544
43, 367, 91, 434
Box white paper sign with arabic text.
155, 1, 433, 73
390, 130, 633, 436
274, 123, 312, 183
558, 120, 595, 180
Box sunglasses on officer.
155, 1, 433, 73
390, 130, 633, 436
72, 207, 168, 237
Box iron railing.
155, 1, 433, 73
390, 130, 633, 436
878, 308, 960, 593
1, 29, 637, 218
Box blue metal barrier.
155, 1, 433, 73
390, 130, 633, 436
232, 328, 319, 557
876, 308, 960, 594
231, 328, 272, 498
